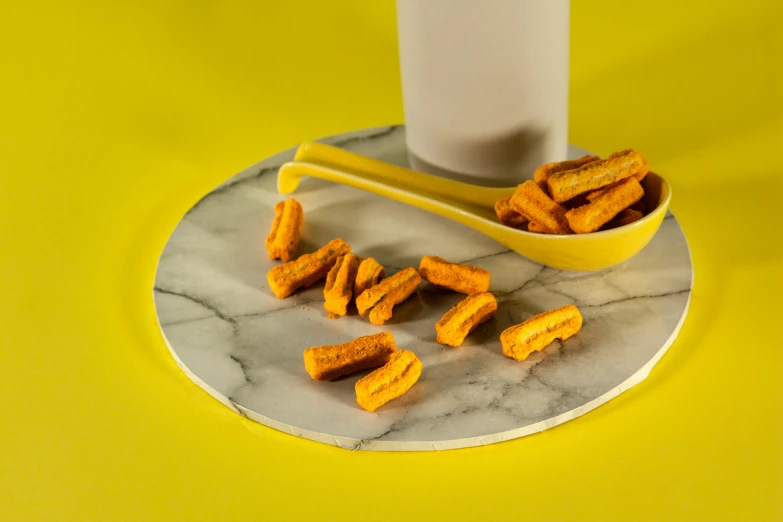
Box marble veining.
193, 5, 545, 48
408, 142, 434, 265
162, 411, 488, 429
153, 126, 693, 451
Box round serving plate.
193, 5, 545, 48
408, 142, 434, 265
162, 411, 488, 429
153, 126, 692, 451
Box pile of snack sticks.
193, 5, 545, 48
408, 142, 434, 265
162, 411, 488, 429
495, 149, 650, 234
264, 158, 608, 411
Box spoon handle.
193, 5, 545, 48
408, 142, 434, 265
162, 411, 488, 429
278, 161, 507, 233
294, 142, 514, 208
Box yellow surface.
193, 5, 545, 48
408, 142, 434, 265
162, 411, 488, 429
285, 143, 670, 270
1, 0, 781, 520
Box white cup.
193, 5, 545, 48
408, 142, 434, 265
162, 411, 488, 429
396, 0, 570, 185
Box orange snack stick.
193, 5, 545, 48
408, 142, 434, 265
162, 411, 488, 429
533, 155, 600, 191
418, 255, 490, 294
547, 149, 649, 203
266, 238, 350, 299
609, 150, 649, 182
586, 181, 621, 202
353, 258, 385, 298
527, 221, 552, 234
265, 198, 304, 262
323, 253, 362, 316
501, 305, 583, 361
494, 196, 528, 228
565, 177, 644, 234
435, 292, 497, 347
355, 350, 422, 412
356, 267, 421, 325
602, 208, 644, 230
590, 186, 646, 215
303, 332, 396, 381
509, 181, 571, 235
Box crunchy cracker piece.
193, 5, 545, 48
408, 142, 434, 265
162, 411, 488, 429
565, 177, 644, 234
265, 198, 304, 262
527, 221, 552, 234
509, 181, 571, 235
602, 208, 644, 230
418, 256, 490, 294
592, 184, 647, 214
324, 253, 362, 316
266, 238, 350, 299
494, 196, 528, 228
609, 150, 648, 182
547, 149, 649, 203
533, 155, 600, 192
355, 350, 422, 412
303, 332, 396, 381
501, 305, 583, 361
356, 267, 421, 325
586, 181, 622, 202
435, 292, 497, 347
353, 258, 385, 298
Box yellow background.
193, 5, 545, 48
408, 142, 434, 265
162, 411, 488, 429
1, 1, 781, 520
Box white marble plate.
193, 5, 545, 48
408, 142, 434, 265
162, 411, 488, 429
153, 126, 692, 451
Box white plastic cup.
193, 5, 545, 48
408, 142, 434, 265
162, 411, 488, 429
396, 0, 570, 185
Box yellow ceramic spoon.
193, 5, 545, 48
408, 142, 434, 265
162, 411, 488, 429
278, 142, 671, 271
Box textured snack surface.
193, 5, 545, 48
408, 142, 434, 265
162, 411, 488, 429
355, 350, 422, 412
266, 238, 350, 299
501, 305, 583, 361
533, 155, 600, 193
494, 196, 528, 228
547, 149, 649, 203
353, 257, 385, 298
323, 253, 362, 316
526, 221, 551, 234
509, 181, 571, 235
603, 208, 644, 229
586, 181, 621, 202
609, 150, 649, 182
566, 177, 644, 234
418, 256, 491, 294
355, 267, 421, 325
303, 332, 396, 381
436, 292, 497, 347
265, 198, 304, 261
